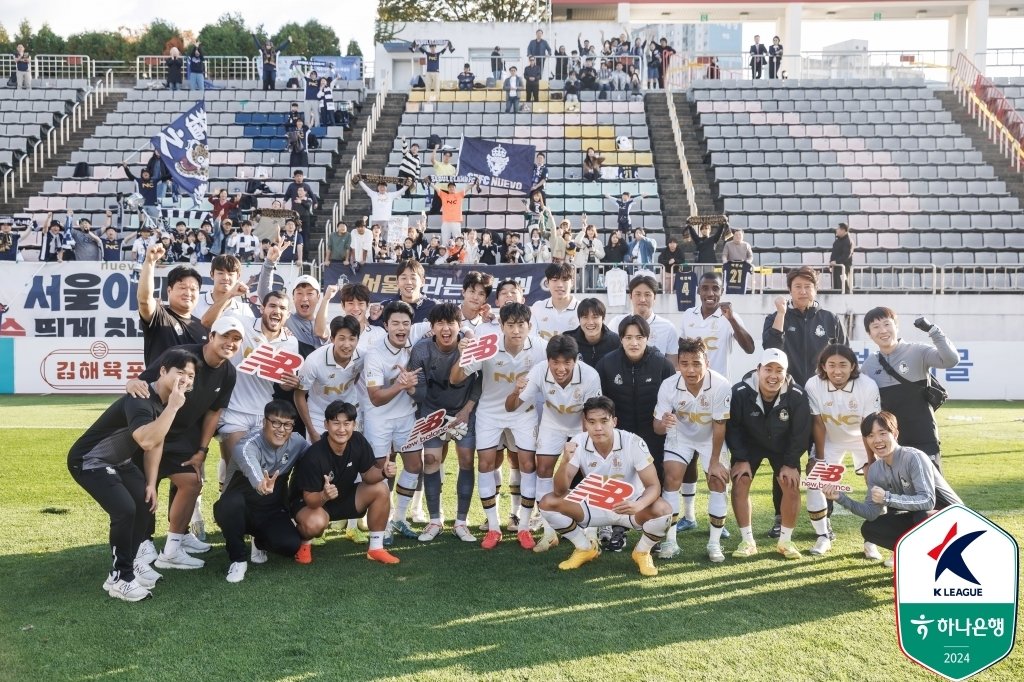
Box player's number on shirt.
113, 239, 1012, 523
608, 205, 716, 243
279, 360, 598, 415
728, 267, 743, 285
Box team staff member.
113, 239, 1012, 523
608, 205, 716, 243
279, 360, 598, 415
762, 265, 845, 538
138, 243, 208, 366
726, 349, 812, 560
566, 298, 620, 367
825, 412, 961, 567
69, 349, 194, 602
214, 400, 308, 583
860, 308, 959, 471
290, 401, 400, 565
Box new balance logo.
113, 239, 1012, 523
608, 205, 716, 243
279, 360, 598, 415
458, 333, 500, 367
237, 343, 304, 383
402, 409, 453, 450
801, 461, 852, 492
565, 473, 636, 511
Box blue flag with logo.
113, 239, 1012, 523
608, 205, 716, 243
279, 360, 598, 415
456, 137, 536, 194
150, 100, 209, 201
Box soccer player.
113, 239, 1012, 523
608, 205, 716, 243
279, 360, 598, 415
610, 275, 680, 364
290, 401, 400, 565
726, 349, 811, 559
506, 334, 602, 552
339, 283, 387, 355
214, 400, 307, 583
566, 297, 620, 367
409, 303, 482, 542
680, 271, 756, 377
825, 412, 961, 567
860, 308, 959, 471
452, 302, 546, 549
138, 243, 208, 366
538, 397, 672, 576
68, 348, 194, 601
653, 338, 732, 562
259, 243, 331, 356
804, 344, 881, 557
296, 315, 364, 441
457, 270, 494, 335
373, 259, 437, 325
530, 263, 580, 340
194, 254, 256, 327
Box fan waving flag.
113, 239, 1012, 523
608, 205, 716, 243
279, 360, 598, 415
150, 100, 209, 201
457, 137, 536, 194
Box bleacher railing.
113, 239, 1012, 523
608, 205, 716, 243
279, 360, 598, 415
976, 49, 1024, 79
662, 89, 697, 218
135, 55, 257, 85
950, 51, 1024, 172
32, 55, 96, 82
940, 265, 1024, 293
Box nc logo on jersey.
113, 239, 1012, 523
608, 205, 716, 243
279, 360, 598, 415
614, 374, 623, 385
895, 505, 1019, 681
848, 399, 858, 410
699, 395, 710, 408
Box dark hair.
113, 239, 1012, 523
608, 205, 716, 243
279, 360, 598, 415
863, 306, 898, 332
166, 266, 202, 290
577, 297, 606, 319
860, 411, 899, 438
627, 274, 658, 294
340, 283, 371, 303
428, 301, 461, 325
837, 222, 849, 232
264, 399, 298, 421
500, 302, 531, 325
330, 315, 362, 339
495, 279, 521, 297
786, 266, 819, 289
544, 262, 575, 281
382, 300, 415, 325
617, 314, 650, 338
677, 337, 709, 360
582, 396, 616, 418
699, 271, 723, 285
262, 290, 289, 307
462, 271, 494, 297
815, 344, 861, 381
546, 334, 579, 361
324, 400, 358, 423
210, 254, 241, 274
159, 347, 200, 373
396, 258, 424, 280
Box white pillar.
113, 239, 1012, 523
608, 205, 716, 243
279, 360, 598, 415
966, 0, 989, 68
783, 3, 803, 79
947, 14, 968, 56
617, 3, 631, 24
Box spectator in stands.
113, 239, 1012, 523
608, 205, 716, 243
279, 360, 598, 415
657, 38, 676, 89
532, 153, 548, 196
70, 213, 107, 262
349, 219, 373, 266
627, 65, 642, 97
575, 220, 605, 267
195, 231, 211, 263
627, 228, 657, 265
411, 40, 453, 100
658, 237, 684, 290
596, 60, 613, 97
254, 34, 292, 91
579, 58, 599, 92
553, 46, 569, 81
219, 220, 237, 256
577, 34, 596, 58
211, 189, 242, 227
476, 231, 500, 265
524, 57, 542, 104
286, 118, 317, 168
358, 177, 408, 229
0, 219, 30, 261
166, 48, 183, 92
527, 29, 552, 74
583, 147, 605, 182
564, 71, 581, 105
371, 225, 388, 263
549, 220, 570, 263
284, 170, 320, 209
768, 37, 784, 80
457, 64, 475, 91
226, 221, 257, 263
437, 179, 477, 245
603, 231, 628, 264
102, 225, 123, 262
326, 222, 350, 266
503, 66, 523, 114
490, 47, 504, 82
422, 235, 444, 265
610, 62, 629, 93
749, 35, 768, 80
303, 70, 320, 127
279, 220, 303, 264
14, 44, 31, 90
706, 57, 721, 80
829, 223, 855, 293
722, 228, 754, 265
446, 236, 468, 263
122, 164, 166, 220
317, 77, 336, 127
644, 43, 661, 90
187, 41, 205, 92
398, 137, 422, 197
687, 222, 726, 263
504, 239, 525, 264
285, 102, 304, 132
605, 191, 644, 232
145, 150, 171, 209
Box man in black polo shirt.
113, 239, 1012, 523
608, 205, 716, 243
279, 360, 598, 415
68, 348, 195, 602
138, 242, 208, 366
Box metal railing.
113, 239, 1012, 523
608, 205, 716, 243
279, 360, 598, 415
135, 55, 257, 85
940, 265, 1024, 292
950, 51, 1024, 171
579, 262, 665, 293
662, 90, 697, 218
977, 49, 1024, 79
32, 54, 96, 82
799, 50, 953, 83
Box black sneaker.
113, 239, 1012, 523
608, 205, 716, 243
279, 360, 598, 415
601, 525, 627, 552
767, 516, 782, 539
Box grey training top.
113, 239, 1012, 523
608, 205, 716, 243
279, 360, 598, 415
227, 429, 308, 489
834, 445, 961, 521
860, 327, 960, 388
408, 334, 483, 416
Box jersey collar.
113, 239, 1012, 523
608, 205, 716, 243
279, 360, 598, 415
545, 363, 582, 386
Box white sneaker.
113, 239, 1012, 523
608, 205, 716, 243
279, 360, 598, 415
864, 542, 882, 561
453, 523, 477, 543
133, 562, 163, 589
250, 543, 269, 565
656, 539, 681, 559
418, 522, 443, 542
532, 529, 559, 553
883, 555, 894, 568
226, 561, 248, 583
154, 549, 205, 570
810, 536, 832, 556
181, 532, 212, 554
707, 543, 726, 563
135, 539, 158, 565
106, 577, 152, 602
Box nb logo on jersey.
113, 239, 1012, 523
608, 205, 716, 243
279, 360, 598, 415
565, 473, 636, 510
822, 413, 861, 426
238, 344, 304, 384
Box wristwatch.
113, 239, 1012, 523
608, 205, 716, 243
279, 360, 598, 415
198, 446, 209, 455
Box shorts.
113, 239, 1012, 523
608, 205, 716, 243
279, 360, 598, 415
730, 452, 790, 477
219, 407, 263, 435
535, 425, 579, 457
664, 439, 727, 473
647, 66, 659, 80
579, 499, 643, 530
157, 450, 201, 481
476, 411, 537, 452
290, 491, 361, 521
424, 412, 476, 450
363, 412, 418, 458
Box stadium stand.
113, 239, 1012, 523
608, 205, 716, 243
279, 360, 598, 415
0, 87, 85, 182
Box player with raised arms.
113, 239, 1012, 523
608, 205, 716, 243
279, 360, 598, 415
653, 337, 733, 562
505, 334, 602, 552
538, 396, 673, 576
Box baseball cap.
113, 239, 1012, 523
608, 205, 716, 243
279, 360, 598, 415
759, 348, 789, 371
292, 275, 320, 292
211, 316, 245, 337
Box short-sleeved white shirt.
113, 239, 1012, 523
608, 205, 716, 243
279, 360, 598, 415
567, 429, 655, 502
610, 312, 679, 358
531, 296, 580, 341
193, 291, 256, 323
299, 344, 364, 430
464, 335, 547, 419
654, 369, 732, 455
362, 336, 416, 420
680, 306, 742, 377
805, 376, 881, 453
228, 319, 300, 416
518, 360, 602, 432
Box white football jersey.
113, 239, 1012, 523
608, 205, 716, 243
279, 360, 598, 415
229, 319, 300, 416
567, 429, 655, 502
299, 344, 364, 432
193, 291, 256, 323
805, 376, 881, 452
362, 336, 416, 420
531, 297, 580, 340
464, 335, 547, 418
518, 360, 602, 433
610, 312, 679, 358
655, 370, 732, 455
680, 306, 741, 377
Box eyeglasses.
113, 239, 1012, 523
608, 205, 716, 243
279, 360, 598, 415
267, 419, 295, 431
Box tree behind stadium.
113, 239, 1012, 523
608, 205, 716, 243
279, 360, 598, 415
375, 0, 548, 43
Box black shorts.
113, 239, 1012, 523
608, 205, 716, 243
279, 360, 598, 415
158, 450, 200, 481
290, 492, 362, 521
731, 453, 789, 478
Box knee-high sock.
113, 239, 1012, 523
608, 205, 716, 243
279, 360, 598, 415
536, 477, 554, 530
509, 468, 522, 517
456, 468, 474, 522
708, 491, 727, 545
409, 472, 424, 515
393, 470, 418, 521
541, 508, 589, 549
424, 471, 443, 522
519, 471, 537, 531
806, 488, 829, 536
663, 490, 680, 523
681, 482, 697, 521
478, 471, 499, 530
635, 514, 672, 553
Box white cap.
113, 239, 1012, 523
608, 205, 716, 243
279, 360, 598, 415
291, 275, 321, 292
210, 316, 245, 337
759, 348, 789, 372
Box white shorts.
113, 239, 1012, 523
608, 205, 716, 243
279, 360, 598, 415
476, 411, 538, 452
441, 222, 463, 243
218, 407, 263, 435
664, 436, 728, 473
817, 444, 869, 472
535, 425, 578, 457
580, 500, 643, 530
363, 413, 418, 459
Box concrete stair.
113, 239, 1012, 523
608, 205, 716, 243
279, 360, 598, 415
338, 92, 409, 228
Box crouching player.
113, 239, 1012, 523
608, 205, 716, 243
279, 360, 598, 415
539, 397, 672, 576
289, 401, 400, 565
653, 338, 732, 562
214, 400, 308, 583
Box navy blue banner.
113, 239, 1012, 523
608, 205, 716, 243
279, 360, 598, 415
323, 263, 550, 305
150, 101, 209, 201
456, 138, 537, 194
